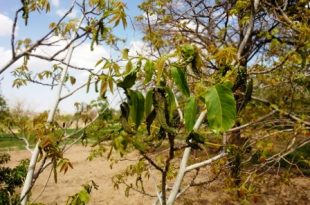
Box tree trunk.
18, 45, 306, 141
20, 17, 83, 205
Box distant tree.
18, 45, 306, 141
0, 153, 28, 205
90, 98, 113, 121
0, 95, 9, 121
0, 95, 10, 134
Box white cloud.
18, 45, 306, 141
0, 13, 14, 37
0, 36, 113, 113
0, 47, 12, 68
166, 1, 186, 11
143, 12, 157, 25
179, 19, 204, 33
71, 44, 110, 68
56, 9, 77, 19
128, 40, 151, 56
51, 0, 60, 7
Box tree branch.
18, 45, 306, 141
251, 95, 310, 126
185, 152, 227, 173
20, 12, 83, 205
0, 1, 76, 75
166, 109, 207, 205
11, 8, 23, 58
237, 0, 259, 61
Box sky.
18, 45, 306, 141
0, 0, 146, 114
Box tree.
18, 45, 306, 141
0, 0, 309, 205
112, 0, 309, 204
1, 1, 127, 204
0, 153, 28, 205
0, 95, 9, 121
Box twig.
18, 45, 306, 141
185, 152, 227, 173
11, 8, 23, 58
59, 81, 93, 101
251, 95, 310, 126
32, 163, 53, 203
228, 110, 277, 132
1, 1, 76, 75
122, 181, 157, 198
63, 113, 99, 140
249, 52, 291, 74
141, 152, 164, 173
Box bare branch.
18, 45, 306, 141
11, 8, 23, 58
228, 110, 277, 132
249, 49, 294, 75
141, 152, 164, 173
59, 81, 93, 101
185, 152, 227, 172
237, 0, 260, 61
251, 95, 310, 126
1, 1, 76, 75
27, 53, 95, 73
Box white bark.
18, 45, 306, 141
47, 42, 75, 123
19, 142, 40, 204
20, 17, 84, 205
166, 147, 191, 205
173, 93, 183, 122
237, 0, 259, 60
166, 110, 207, 205
166, 1, 260, 204
185, 152, 227, 172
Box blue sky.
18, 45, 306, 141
0, 0, 145, 113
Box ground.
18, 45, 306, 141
5, 145, 310, 205
7, 146, 154, 205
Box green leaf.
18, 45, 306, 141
78, 189, 90, 203
95, 79, 99, 93
128, 90, 145, 129
109, 1, 127, 29
144, 60, 154, 83
213, 46, 237, 65
103, 60, 110, 69
165, 87, 176, 121
122, 48, 129, 59
153, 88, 176, 134
69, 76, 76, 85
117, 69, 137, 89
184, 96, 198, 132
181, 44, 195, 61
108, 76, 114, 94
156, 57, 165, 86
132, 136, 146, 152
120, 102, 135, 134
145, 89, 153, 117
100, 79, 107, 98
125, 60, 133, 73
86, 75, 91, 93
114, 136, 127, 155
171, 65, 190, 97
113, 63, 120, 75
203, 83, 236, 133
146, 109, 156, 135
95, 58, 103, 67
